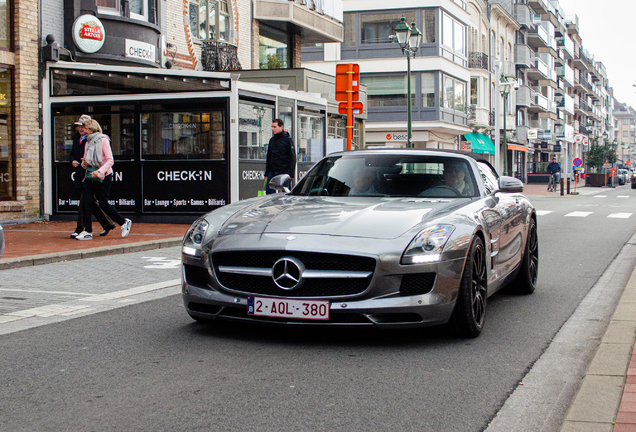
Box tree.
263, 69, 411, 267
586, 136, 617, 172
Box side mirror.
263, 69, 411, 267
497, 176, 524, 193
269, 174, 292, 193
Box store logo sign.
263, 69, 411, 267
125, 39, 156, 63
72, 15, 106, 53
386, 134, 408, 141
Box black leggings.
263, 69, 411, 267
82, 174, 126, 233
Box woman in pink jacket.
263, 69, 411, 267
75, 119, 132, 241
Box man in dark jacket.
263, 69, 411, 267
69, 114, 115, 238
546, 157, 561, 191
265, 119, 296, 194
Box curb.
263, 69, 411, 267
560, 263, 636, 431
0, 237, 183, 270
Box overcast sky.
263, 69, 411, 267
557, 0, 636, 108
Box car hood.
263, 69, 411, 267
217, 195, 468, 239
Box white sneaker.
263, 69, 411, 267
121, 219, 132, 238
75, 231, 93, 240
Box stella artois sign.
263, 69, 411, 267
72, 15, 106, 53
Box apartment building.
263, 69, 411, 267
302, 0, 473, 150
0, 0, 40, 221
613, 102, 636, 168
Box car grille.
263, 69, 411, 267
211, 251, 376, 298
184, 264, 210, 287
399, 273, 436, 296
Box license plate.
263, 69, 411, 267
247, 296, 330, 321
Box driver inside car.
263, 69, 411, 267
348, 167, 379, 196
442, 163, 474, 196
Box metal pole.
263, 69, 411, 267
494, 65, 501, 174
407, 51, 412, 149
503, 91, 508, 176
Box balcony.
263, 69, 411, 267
468, 52, 489, 70
516, 85, 532, 108
528, 24, 549, 48
555, 124, 575, 142
254, 0, 344, 44
556, 64, 574, 87
515, 125, 531, 143
566, 13, 579, 35
528, 90, 549, 113
556, 36, 574, 60
529, 0, 548, 14
557, 94, 574, 115
514, 3, 534, 29
514, 44, 534, 68
468, 104, 491, 128
527, 57, 549, 80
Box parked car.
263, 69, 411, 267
618, 169, 629, 185
631, 171, 636, 189
0, 224, 4, 260
181, 150, 538, 338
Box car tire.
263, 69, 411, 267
449, 236, 487, 338
511, 217, 539, 295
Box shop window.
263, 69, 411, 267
364, 74, 415, 107
141, 110, 226, 160
328, 117, 360, 150
238, 102, 275, 160
0, 67, 12, 199
189, 0, 231, 41
298, 113, 324, 163
259, 25, 289, 69
52, 106, 136, 163
360, 12, 416, 44
0, 0, 11, 50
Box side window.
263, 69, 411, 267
477, 161, 498, 195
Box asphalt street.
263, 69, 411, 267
1, 186, 636, 431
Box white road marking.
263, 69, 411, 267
608, 213, 632, 219
536, 210, 553, 216
617, 196, 630, 198
0, 288, 95, 297
143, 257, 181, 269
593, 195, 607, 198
565, 212, 593, 217
82, 279, 180, 301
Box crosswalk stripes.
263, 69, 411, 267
537, 211, 633, 219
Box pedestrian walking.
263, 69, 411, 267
69, 114, 115, 238
265, 119, 296, 194
75, 119, 132, 241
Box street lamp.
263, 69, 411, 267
499, 74, 517, 176
392, 17, 422, 149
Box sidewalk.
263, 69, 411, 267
0, 220, 190, 270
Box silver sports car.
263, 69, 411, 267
181, 150, 538, 337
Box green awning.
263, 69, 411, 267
464, 133, 495, 155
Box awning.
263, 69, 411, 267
464, 133, 495, 155
507, 144, 528, 152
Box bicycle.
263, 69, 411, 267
547, 173, 560, 192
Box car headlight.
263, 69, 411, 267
401, 224, 455, 265
183, 218, 210, 257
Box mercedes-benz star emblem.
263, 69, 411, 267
272, 257, 305, 290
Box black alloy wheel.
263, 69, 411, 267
450, 237, 487, 338
512, 218, 539, 295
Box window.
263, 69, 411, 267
441, 74, 466, 112
442, 13, 466, 56
421, 9, 436, 43
361, 12, 416, 44
189, 0, 231, 41
470, 77, 477, 105
238, 102, 274, 160
624, 119, 630, 126
259, 25, 289, 69
0, 67, 13, 198
0, 0, 11, 49
129, 0, 148, 20
96, 0, 119, 14
624, 130, 629, 138
298, 113, 325, 163
364, 75, 415, 107
141, 110, 226, 160
422, 73, 435, 108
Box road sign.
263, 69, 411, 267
573, 166, 583, 171
610, 168, 617, 176
338, 102, 364, 115
335, 63, 360, 102
573, 157, 582, 167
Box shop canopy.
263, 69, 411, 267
463, 133, 495, 155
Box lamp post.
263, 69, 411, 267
392, 17, 422, 149
499, 74, 517, 176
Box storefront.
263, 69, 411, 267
0, 66, 13, 200
43, 62, 327, 222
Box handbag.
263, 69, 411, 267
85, 166, 103, 183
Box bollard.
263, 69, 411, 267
567, 177, 570, 194
560, 177, 564, 196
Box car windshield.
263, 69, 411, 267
291, 154, 479, 198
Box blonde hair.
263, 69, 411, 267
83, 119, 102, 134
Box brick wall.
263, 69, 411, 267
1, 0, 41, 221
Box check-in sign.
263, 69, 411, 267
125, 39, 156, 62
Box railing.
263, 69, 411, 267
468, 52, 489, 70
513, 3, 533, 28
468, 104, 477, 121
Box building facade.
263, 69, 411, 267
0, 0, 41, 221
